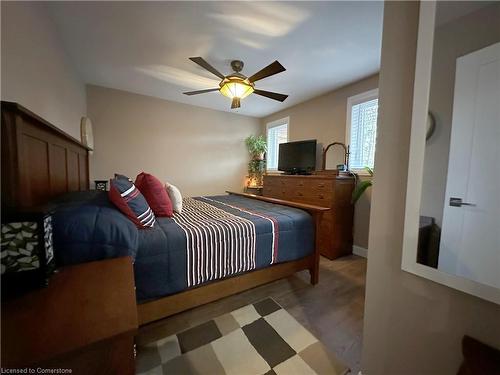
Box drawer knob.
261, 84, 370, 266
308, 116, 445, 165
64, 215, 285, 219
297, 192, 303, 196
318, 194, 324, 199
318, 183, 325, 188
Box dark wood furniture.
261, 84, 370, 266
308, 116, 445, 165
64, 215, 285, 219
417, 216, 441, 268
1, 101, 91, 210
1, 257, 138, 374
262, 173, 355, 259
244, 186, 263, 195
458, 336, 500, 375
138, 191, 329, 325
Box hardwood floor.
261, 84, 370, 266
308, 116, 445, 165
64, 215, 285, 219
137, 255, 367, 373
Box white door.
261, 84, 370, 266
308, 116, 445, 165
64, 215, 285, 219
439, 42, 500, 289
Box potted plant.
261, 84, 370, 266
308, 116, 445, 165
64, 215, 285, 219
248, 159, 266, 174
245, 135, 267, 160
245, 135, 267, 189
352, 167, 373, 203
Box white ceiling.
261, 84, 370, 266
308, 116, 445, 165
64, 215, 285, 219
47, 1, 383, 118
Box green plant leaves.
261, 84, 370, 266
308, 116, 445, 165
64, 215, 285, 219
245, 135, 267, 155
248, 160, 266, 173
352, 180, 372, 203
351, 166, 374, 203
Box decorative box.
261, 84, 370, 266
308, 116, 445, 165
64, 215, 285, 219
1, 211, 56, 298
94, 180, 109, 191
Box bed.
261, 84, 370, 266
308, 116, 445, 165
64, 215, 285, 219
1, 102, 328, 325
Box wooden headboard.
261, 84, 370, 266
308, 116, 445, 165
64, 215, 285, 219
1, 101, 91, 210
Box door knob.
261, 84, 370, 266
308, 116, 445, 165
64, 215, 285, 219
449, 197, 476, 207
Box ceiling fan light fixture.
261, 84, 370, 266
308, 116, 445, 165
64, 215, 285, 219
184, 57, 287, 109
219, 77, 254, 99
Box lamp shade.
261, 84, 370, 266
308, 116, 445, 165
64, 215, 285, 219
219, 77, 254, 99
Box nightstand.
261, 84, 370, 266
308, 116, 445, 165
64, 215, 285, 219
1, 257, 138, 374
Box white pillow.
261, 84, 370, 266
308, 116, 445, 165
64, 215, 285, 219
165, 183, 183, 213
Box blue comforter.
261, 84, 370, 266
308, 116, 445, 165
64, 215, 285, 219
52, 191, 313, 302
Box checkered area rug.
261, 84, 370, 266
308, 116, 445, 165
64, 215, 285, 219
136, 298, 349, 375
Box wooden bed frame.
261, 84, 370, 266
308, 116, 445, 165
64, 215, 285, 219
1, 102, 330, 326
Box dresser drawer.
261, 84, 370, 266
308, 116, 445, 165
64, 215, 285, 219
264, 177, 334, 205
263, 176, 289, 190
288, 188, 332, 206
291, 178, 333, 193
306, 192, 332, 206
262, 185, 289, 199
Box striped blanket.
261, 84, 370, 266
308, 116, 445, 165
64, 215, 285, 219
52, 192, 314, 301
172, 197, 278, 287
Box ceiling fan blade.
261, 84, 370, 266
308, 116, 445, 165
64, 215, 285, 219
248, 61, 286, 83
183, 88, 220, 96
189, 57, 225, 80
231, 97, 241, 109
253, 89, 288, 102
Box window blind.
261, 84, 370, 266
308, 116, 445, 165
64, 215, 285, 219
267, 123, 288, 170
349, 98, 378, 170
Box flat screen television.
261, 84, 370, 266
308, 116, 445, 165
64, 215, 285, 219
278, 140, 317, 174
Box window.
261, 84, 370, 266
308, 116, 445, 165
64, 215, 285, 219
346, 89, 379, 171
266, 117, 289, 171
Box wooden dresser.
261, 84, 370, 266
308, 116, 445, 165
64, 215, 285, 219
263, 174, 355, 259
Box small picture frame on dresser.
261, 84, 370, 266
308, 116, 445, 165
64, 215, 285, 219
94, 180, 109, 191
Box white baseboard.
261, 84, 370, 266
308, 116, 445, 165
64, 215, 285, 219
352, 245, 368, 258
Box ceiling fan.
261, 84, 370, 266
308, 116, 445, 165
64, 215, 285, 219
183, 57, 288, 109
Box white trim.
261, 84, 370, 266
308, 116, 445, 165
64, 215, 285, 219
401, 1, 500, 305
352, 245, 368, 258
266, 116, 290, 131
346, 88, 379, 172
266, 117, 290, 171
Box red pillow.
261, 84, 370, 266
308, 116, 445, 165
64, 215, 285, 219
135, 172, 173, 217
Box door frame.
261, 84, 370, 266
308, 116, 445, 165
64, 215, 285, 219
401, 1, 500, 305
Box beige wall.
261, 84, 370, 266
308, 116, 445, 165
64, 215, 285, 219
1, 2, 86, 139
421, 2, 500, 225
261, 75, 379, 249
362, 2, 500, 374
87, 85, 261, 196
